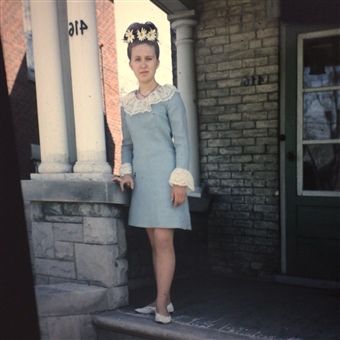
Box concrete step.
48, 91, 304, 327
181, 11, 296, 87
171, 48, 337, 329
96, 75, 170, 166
35, 282, 108, 316
93, 310, 253, 340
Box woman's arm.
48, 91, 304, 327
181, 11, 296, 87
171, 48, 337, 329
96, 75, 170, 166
120, 107, 133, 177
167, 91, 194, 193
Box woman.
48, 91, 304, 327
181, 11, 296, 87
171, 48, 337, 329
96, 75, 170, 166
114, 22, 194, 324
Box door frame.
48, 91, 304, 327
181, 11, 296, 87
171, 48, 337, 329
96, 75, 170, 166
279, 23, 288, 275
279, 23, 340, 282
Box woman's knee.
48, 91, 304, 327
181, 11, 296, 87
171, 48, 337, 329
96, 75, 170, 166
153, 228, 174, 250
146, 228, 155, 248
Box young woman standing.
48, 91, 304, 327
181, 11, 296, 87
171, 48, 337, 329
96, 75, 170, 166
114, 22, 194, 324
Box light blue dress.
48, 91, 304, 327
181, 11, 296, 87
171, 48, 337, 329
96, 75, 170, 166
120, 84, 194, 230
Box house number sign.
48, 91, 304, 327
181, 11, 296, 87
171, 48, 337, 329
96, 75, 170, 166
68, 20, 88, 37
242, 75, 267, 86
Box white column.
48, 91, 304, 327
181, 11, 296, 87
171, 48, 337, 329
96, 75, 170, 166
30, 0, 72, 174
67, 0, 111, 174
169, 10, 201, 195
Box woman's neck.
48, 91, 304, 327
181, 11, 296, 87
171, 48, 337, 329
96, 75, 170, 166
138, 81, 158, 93
137, 81, 159, 98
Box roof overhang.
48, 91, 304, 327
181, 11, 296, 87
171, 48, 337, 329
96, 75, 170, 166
150, 0, 194, 14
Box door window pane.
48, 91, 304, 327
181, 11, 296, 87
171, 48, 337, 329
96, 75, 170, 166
298, 30, 340, 195
303, 35, 340, 88
303, 90, 340, 140
303, 144, 340, 191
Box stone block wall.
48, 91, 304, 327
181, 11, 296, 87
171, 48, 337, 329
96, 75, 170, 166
22, 180, 130, 338
30, 202, 128, 290
194, 0, 280, 278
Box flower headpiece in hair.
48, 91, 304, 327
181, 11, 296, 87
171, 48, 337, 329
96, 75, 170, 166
123, 22, 158, 44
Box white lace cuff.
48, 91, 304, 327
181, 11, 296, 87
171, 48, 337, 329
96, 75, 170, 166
120, 163, 132, 177
169, 168, 195, 193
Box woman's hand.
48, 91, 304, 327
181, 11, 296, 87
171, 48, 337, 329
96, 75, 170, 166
112, 174, 134, 192
171, 185, 187, 207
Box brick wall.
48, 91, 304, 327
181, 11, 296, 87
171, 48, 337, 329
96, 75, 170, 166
194, 0, 280, 278
1, 0, 39, 179
96, 0, 121, 175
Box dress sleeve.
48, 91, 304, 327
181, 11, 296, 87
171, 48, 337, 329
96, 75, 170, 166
120, 107, 133, 177
167, 91, 195, 192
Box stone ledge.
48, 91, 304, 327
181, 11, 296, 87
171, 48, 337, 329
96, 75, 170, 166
188, 195, 212, 213
93, 310, 250, 340
35, 282, 108, 316
275, 275, 340, 289
21, 180, 130, 205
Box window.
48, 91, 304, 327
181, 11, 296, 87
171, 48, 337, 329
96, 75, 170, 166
297, 29, 340, 196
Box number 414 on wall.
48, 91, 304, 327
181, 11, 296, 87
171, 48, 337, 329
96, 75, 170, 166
242, 75, 266, 86
69, 20, 88, 37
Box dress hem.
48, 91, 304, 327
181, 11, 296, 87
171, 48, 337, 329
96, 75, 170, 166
129, 223, 191, 231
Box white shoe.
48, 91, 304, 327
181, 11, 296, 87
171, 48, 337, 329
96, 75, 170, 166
155, 312, 172, 324
135, 303, 174, 314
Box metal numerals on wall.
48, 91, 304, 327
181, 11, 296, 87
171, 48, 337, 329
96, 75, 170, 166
68, 20, 88, 37
242, 75, 266, 86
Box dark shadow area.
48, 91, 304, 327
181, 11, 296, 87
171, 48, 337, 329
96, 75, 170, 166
104, 114, 115, 172
0, 39, 40, 339
8, 54, 39, 179
281, 0, 340, 25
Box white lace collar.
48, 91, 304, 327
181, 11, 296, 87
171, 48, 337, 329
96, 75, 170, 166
121, 84, 177, 115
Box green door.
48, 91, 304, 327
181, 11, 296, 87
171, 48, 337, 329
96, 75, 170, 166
283, 25, 340, 281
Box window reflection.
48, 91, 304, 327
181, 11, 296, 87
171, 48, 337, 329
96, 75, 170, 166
304, 66, 340, 88
302, 34, 340, 192
303, 144, 340, 191
303, 35, 340, 88
303, 90, 340, 140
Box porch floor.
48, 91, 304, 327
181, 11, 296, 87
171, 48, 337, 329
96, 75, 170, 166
111, 274, 340, 339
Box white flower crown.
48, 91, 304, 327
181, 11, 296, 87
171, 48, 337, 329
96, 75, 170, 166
124, 27, 158, 44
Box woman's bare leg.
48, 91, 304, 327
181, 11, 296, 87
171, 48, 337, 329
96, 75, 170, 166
146, 228, 175, 316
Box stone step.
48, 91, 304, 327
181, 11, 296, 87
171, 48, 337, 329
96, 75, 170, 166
93, 310, 253, 340
35, 282, 108, 316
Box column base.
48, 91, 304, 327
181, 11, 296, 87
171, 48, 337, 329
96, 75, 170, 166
73, 161, 112, 174
30, 172, 114, 182
38, 162, 72, 174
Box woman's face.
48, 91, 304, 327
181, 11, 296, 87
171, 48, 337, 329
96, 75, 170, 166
129, 43, 160, 85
